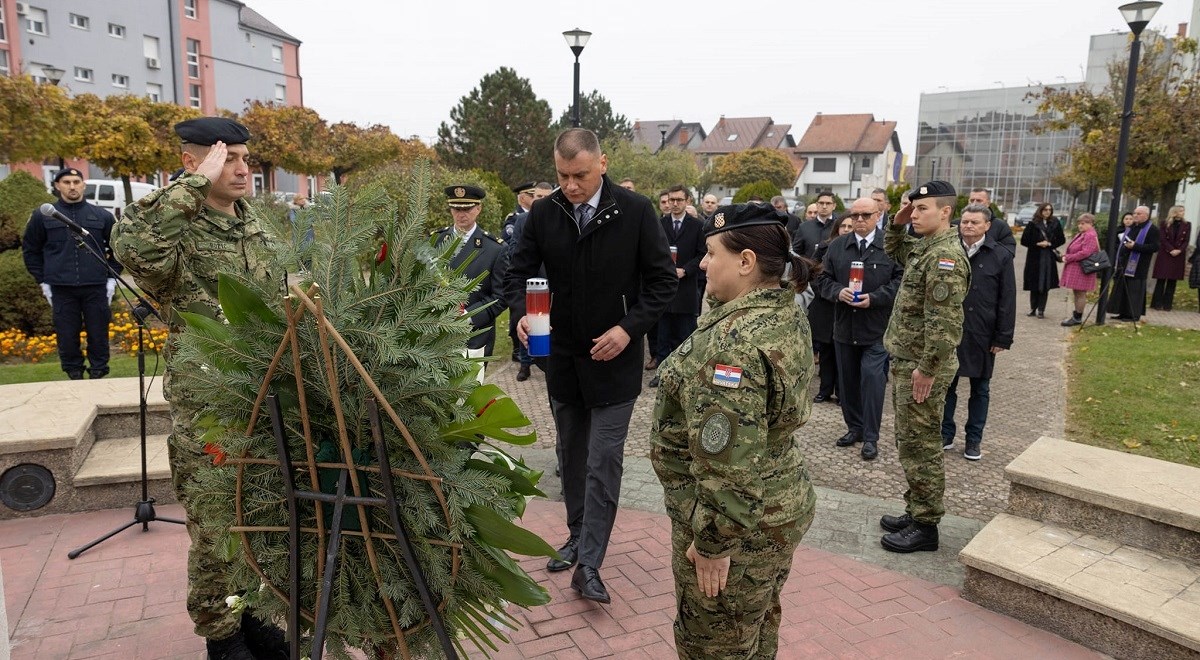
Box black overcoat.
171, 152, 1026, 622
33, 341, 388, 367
813, 231, 904, 346
504, 176, 677, 407
1020, 218, 1065, 292
660, 214, 706, 315
807, 243, 835, 344
956, 236, 1016, 380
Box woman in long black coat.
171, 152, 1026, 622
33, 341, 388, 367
808, 215, 853, 403
1019, 202, 1065, 318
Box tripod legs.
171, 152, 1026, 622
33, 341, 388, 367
68, 499, 185, 559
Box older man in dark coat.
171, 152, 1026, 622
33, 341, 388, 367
506, 128, 677, 603
941, 204, 1015, 461
814, 197, 904, 461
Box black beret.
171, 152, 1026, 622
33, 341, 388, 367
53, 168, 84, 183
703, 203, 787, 237
908, 180, 956, 201
445, 185, 486, 207
512, 181, 536, 195
174, 117, 251, 146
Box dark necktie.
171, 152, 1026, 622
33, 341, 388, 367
576, 204, 594, 231
859, 238, 867, 254
674, 219, 681, 236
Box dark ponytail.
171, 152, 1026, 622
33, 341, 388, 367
785, 251, 821, 295
718, 223, 822, 294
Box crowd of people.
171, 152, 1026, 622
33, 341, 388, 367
26, 115, 1200, 658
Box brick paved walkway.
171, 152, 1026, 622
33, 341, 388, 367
1, 500, 1102, 659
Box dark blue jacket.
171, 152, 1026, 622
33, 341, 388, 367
814, 231, 904, 346
23, 199, 120, 286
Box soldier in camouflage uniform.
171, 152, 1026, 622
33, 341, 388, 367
879, 181, 970, 553
112, 117, 281, 660
651, 203, 819, 659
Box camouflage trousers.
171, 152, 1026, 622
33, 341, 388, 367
669, 512, 812, 659
890, 357, 953, 525
167, 399, 240, 641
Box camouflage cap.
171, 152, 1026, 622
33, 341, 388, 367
703, 203, 786, 237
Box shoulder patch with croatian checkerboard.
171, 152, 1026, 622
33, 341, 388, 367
937, 258, 956, 271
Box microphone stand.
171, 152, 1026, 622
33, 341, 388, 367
64, 224, 184, 560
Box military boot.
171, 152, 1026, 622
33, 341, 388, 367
242, 611, 290, 659
206, 631, 256, 660
879, 512, 913, 533
881, 521, 939, 553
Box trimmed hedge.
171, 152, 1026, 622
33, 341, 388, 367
0, 170, 53, 251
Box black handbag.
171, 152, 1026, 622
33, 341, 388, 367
1080, 250, 1111, 274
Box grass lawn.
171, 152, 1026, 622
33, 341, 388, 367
1065, 323, 1200, 467
0, 352, 163, 386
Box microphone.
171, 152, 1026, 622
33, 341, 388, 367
39, 203, 90, 237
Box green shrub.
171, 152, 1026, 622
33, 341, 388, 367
350, 160, 516, 237
0, 249, 53, 335
732, 180, 782, 203
0, 171, 54, 252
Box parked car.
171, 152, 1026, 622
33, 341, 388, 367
1013, 203, 1039, 227
83, 179, 157, 218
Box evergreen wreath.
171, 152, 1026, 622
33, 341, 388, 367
171, 162, 555, 659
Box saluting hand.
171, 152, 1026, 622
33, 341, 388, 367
195, 141, 228, 183
687, 542, 730, 598
893, 203, 914, 225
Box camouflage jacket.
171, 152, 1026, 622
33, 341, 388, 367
112, 173, 275, 336
650, 287, 817, 559
883, 224, 970, 377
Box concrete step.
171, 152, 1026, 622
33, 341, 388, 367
961, 513, 1200, 660
1005, 437, 1200, 564
74, 434, 171, 487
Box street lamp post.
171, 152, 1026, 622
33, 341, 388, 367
1094, 0, 1161, 326
658, 123, 669, 152
562, 28, 591, 128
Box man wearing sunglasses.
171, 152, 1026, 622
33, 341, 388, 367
813, 197, 903, 461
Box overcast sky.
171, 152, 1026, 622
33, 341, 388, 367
247, 0, 1196, 155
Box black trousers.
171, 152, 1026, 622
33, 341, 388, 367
813, 340, 838, 399
834, 341, 888, 443
51, 284, 111, 377
656, 312, 697, 362
550, 397, 636, 569
1028, 291, 1049, 313
1151, 278, 1179, 310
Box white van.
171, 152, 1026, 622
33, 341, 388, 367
83, 179, 157, 218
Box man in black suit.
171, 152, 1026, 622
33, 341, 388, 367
814, 196, 904, 461
967, 188, 1016, 256
433, 185, 507, 356
793, 190, 837, 258
650, 185, 706, 388
506, 129, 676, 603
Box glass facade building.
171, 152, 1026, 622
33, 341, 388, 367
915, 85, 1081, 214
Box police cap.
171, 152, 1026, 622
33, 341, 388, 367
446, 185, 486, 207
174, 117, 251, 146
53, 168, 84, 183
704, 203, 787, 237
908, 180, 956, 201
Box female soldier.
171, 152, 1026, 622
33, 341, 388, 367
650, 203, 819, 659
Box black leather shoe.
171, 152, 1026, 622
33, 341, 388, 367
571, 565, 611, 604
835, 432, 861, 447
861, 442, 878, 460
1026, 310, 1037, 317
66, 371, 84, 380
1037, 311, 1045, 319
547, 537, 578, 572
881, 522, 939, 553
879, 512, 913, 533
813, 393, 831, 403
206, 632, 257, 660
648, 375, 660, 388
242, 611, 289, 660
516, 364, 531, 382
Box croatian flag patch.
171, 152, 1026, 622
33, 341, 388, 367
937, 258, 956, 271
713, 364, 743, 389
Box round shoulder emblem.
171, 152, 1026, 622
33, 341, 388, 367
932, 282, 950, 302
700, 412, 733, 455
